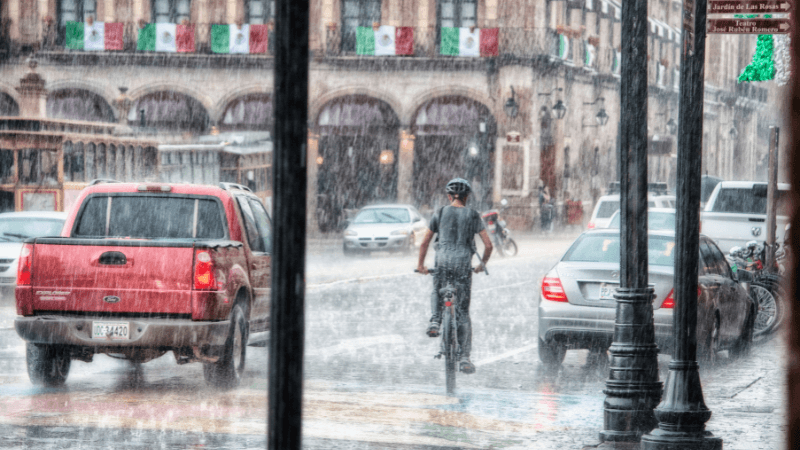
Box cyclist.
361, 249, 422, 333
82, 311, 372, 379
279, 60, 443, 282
416, 178, 493, 374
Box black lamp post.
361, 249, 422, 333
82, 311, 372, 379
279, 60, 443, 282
599, 0, 663, 443
538, 88, 567, 120
504, 87, 519, 119
596, 108, 609, 126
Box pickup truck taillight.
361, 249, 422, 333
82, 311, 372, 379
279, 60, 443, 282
17, 243, 33, 286
193, 249, 216, 290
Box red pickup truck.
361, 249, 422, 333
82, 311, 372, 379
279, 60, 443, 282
15, 182, 272, 388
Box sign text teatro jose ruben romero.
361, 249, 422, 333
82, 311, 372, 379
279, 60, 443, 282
707, 18, 791, 33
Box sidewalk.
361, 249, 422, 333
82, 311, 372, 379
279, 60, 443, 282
580, 335, 787, 450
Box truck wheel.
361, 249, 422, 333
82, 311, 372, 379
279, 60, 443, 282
26, 343, 71, 387
204, 304, 247, 388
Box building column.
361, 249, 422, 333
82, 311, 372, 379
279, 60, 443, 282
397, 129, 415, 204
16, 66, 47, 118
8, 0, 20, 40
104, 0, 115, 21
493, 137, 503, 204
307, 132, 320, 235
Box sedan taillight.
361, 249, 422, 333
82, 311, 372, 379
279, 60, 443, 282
17, 244, 33, 286
661, 287, 702, 309
542, 277, 568, 302
587, 222, 595, 229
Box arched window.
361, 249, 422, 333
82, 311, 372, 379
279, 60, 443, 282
221, 94, 273, 131
64, 141, 85, 182
47, 89, 115, 123
0, 93, 19, 116
130, 92, 209, 133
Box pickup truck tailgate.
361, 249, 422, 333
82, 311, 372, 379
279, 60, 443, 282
28, 239, 195, 315
701, 212, 787, 253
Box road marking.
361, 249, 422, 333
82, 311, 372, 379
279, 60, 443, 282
306, 334, 405, 356
474, 342, 538, 367
473, 280, 534, 293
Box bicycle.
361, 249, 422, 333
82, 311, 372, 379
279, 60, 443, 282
417, 265, 487, 395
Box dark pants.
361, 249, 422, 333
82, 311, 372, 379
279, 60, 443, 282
430, 265, 473, 358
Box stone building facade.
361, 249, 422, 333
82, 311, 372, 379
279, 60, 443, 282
0, 0, 779, 232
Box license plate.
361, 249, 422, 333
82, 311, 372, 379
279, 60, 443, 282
599, 283, 617, 300
487, 223, 496, 232
92, 321, 130, 340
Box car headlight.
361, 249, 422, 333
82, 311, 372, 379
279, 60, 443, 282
391, 229, 409, 236
344, 230, 357, 237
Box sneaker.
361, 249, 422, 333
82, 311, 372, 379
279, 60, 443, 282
426, 321, 440, 337
459, 357, 476, 374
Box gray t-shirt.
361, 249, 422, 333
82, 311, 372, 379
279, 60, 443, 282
429, 205, 485, 267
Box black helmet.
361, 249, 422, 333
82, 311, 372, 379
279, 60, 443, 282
445, 178, 472, 196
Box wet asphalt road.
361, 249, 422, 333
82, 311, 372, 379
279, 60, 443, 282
0, 232, 787, 449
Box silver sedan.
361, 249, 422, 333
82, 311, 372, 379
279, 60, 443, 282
537, 229, 755, 366
342, 204, 428, 256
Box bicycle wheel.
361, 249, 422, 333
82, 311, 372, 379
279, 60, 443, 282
442, 306, 457, 395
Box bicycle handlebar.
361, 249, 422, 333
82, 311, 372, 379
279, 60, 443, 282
415, 267, 488, 275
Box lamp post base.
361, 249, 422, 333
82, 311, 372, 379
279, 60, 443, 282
640, 428, 722, 450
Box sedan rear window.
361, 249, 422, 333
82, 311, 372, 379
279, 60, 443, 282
353, 208, 410, 224
74, 195, 226, 239
563, 234, 676, 267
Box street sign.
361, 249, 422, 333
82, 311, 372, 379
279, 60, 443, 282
708, 0, 792, 13
707, 18, 791, 33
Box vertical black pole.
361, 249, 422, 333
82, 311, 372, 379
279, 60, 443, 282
269, 1, 308, 449
599, 0, 662, 442
641, 0, 721, 445
765, 127, 779, 270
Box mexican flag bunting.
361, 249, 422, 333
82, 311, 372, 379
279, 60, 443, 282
138, 23, 195, 52
584, 41, 596, 67
211, 24, 269, 54
440, 27, 499, 57
557, 34, 570, 59
356, 26, 414, 55
65, 21, 123, 50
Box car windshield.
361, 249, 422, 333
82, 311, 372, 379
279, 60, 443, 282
0, 218, 64, 241
353, 208, 410, 224
562, 234, 676, 267
608, 211, 675, 230
596, 201, 620, 219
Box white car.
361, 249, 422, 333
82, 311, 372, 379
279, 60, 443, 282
343, 204, 428, 256
0, 211, 68, 295
587, 194, 676, 229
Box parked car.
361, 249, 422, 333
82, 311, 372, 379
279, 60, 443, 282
0, 211, 68, 298
587, 194, 675, 229
700, 181, 790, 253
606, 208, 676, 231
15, 182, 271, 388
343, 204, 428, 256
537, 229, 755, 366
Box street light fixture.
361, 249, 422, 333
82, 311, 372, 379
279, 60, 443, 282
538, 87, 567, 120
595, 108, 609, 126
729, 126, 739, 139
504, 87, 519, 119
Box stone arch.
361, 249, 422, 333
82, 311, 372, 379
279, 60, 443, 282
310, 88, 404, 129
128, 90, 210, 133
409, 93, 497, 210
127, 84, 214, 115
0, 91, 20, 116
46, 80, 119, 107
405, 87, 495, 126
47, 88, 116, 122
213, 86, 272, 123
313, 94, 402, 232
217, 92, 273, 132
